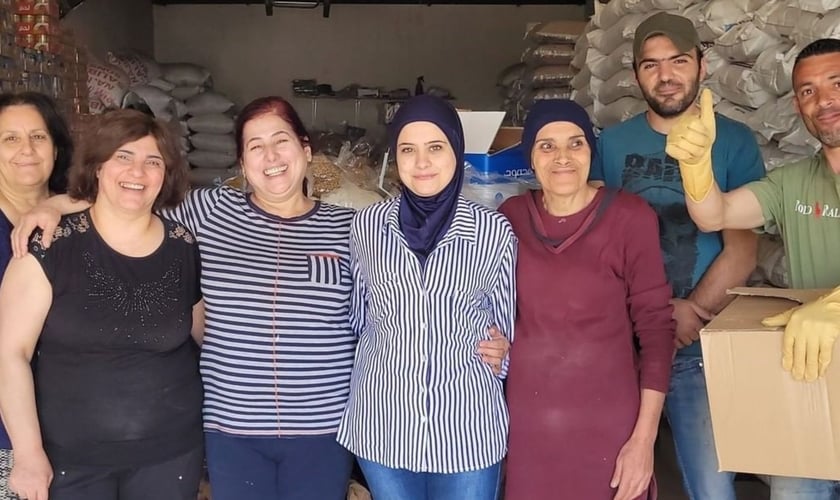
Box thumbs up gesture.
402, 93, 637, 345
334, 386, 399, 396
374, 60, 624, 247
665, 88, 717, 203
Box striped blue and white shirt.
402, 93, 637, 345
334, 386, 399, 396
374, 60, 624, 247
336, 196, 517, 473
164, 187, 357, 436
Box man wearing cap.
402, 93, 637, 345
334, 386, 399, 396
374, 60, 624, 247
589, 12, 764, 500
669, 37, 840, 499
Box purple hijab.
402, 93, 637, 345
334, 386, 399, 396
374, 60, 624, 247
389, 95, 465, 264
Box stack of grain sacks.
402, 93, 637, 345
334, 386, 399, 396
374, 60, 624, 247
499, 21, 585, 124
739, 0, 840, 168
88, 51, 237, 187
573, 0, 702, 128
498, 62, 526, 124
574, 0, 840, 169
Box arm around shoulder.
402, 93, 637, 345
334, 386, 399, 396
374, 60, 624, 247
11, 194, 89, 257
191, 299, 205, 345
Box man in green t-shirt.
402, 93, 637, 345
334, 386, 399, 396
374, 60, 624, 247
664, 38, 840, 499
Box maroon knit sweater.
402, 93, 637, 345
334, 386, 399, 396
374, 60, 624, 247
500, 188, 674, 500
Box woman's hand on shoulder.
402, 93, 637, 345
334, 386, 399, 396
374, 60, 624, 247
11, 206, 62, 258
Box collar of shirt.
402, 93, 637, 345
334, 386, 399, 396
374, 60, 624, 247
384, 195, 478, 247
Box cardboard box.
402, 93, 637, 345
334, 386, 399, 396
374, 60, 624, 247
700, 287, 840, 481
457, 111, 528, 178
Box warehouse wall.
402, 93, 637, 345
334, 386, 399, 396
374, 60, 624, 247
62, 0, 154, 61
153, 4, 584, 132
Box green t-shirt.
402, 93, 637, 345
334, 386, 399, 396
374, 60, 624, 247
746, 153, 840, 289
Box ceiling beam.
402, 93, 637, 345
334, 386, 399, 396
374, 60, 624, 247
153, 0, 585, 5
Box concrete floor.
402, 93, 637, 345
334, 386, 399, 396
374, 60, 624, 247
655, 422, 770, 500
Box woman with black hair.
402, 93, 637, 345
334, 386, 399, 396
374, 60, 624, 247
0, 91, 72, 498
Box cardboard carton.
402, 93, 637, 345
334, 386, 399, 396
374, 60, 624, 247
457, 111, 527, 178
700, 287, 840, 481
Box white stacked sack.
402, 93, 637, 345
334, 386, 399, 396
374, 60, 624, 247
498, 62, 527, 123
574, 0, 836, 168
500, 21, 584, 124
521, 21, 579, 104
86, 61, 130, 114
183, 90, 236, 169
159, 63, 237, 183
98, 52, 239, 187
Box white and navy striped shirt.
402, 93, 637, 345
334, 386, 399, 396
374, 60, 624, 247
336, 196, 517, 473
164, 187, 357, 436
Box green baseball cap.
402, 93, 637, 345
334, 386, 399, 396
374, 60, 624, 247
633, 12, 702, 62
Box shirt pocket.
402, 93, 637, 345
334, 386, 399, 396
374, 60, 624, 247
307, 253, 342, 286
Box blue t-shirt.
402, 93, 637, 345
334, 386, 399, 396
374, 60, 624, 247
0, 210, 12, 448
590, 112, 764, 356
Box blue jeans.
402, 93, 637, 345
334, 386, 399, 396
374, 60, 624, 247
665, 354, 736, 500
770, 476, 840, 500
205, 432, 353, 500
357, 457, 501, 500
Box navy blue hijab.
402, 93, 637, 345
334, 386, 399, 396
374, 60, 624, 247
389, 95, 465, 263
521, 99, 598, 166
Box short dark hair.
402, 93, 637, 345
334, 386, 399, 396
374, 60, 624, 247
0, 92, 73, 194
234, 96, 311, 159
68, 109, 188, 211
794, 38, 840, 72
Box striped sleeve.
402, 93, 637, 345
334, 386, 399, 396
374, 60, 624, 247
159, 187, 226, 235
492, 227, 517, 378
337, 197, 514, 473
348, 224, 368, 337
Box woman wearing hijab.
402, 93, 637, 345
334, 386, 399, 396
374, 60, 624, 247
8, 95, 513, 500
336, 95, 516, 500
498, 100, 674, 500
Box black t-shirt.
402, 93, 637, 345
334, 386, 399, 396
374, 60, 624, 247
29, 210, 203, 467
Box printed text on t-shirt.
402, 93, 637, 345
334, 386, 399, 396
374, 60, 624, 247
795, 200, 840, 218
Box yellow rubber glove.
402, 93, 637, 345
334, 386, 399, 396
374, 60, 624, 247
665, 88, 716, 203
762, 286, 840, 382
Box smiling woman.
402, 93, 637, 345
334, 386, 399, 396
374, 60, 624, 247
67, 110, 187, 215
238, 110, 313, 214
0, 91, 72, 500
337, 94, 516, 500
499, 99, 674, 500
395, 121, 457, 197
0, 109, 205, 500
7, 95, 515, 500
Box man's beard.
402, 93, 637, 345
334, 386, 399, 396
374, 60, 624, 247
808, 110, 840, 148
814, 127, 840, 148
640, 73, 701, 118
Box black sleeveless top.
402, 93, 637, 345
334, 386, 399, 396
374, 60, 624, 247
29, 210, 203, 467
